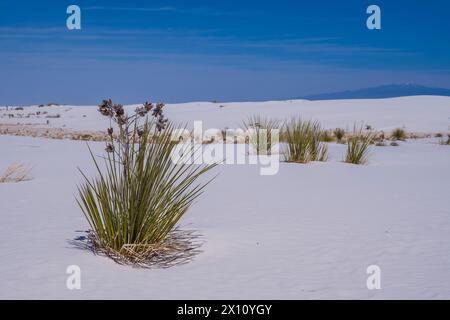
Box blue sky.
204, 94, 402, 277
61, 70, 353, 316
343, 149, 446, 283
1, 0, 450, 105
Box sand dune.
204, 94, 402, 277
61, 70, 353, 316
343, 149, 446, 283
1, 96, 450, 299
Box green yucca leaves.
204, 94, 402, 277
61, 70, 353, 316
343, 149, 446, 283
344, 127, 374, 165
242, 115, 280, 155
77, 121, 215, 264
283, 119, 328, 163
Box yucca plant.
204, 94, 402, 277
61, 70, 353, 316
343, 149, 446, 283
242, 115, 279, 155
77, 100, 215, 266
283, 119, 328, 163
344, 127, 374, 165
391, 128, 407, 141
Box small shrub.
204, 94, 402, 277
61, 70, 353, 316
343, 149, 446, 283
344, 127, 374, 165
77, 100, 216, 266
391, 128, 407, 141
333, 128, 346, 142
0, 163, 32, 183
371, 131, 385, 144
439, 134, 450, 145
242, 115, 280, 155
284, 119, 328, 163
320, 130, 335, 142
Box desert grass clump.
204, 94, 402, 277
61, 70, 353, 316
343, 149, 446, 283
283, 119, 328, 163
391, 128, 407, 141
0, 163, 32, 183
242, 115, 280, 155
77, 99, 215, 267
439, 134, 450, 145
333, 128, 346, 143
320, 130, 335, 142
344, 127, 374, 165
371, 131, 385, 144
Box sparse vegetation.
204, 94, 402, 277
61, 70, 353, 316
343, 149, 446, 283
372, 131, 385, 144
77, 99, 215, 266
0, 163, 32, 183
320, 130, 335, 142
344, 127, 374, 165
439, 134, 450, 145
242, 115, 280, 155
333, 128, 346, 143
391, 128, 407, 141
283, 119, 328, 163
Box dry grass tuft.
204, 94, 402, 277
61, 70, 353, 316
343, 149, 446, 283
0, 163, 32, 183
70, 228, 203, 268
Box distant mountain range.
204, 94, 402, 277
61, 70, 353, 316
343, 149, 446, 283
303, 84, 450, 100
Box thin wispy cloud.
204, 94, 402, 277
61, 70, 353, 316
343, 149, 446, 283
83, 5, 249, 17
84, 6, 177, 12
0, 26, 412, 61
1, 0, 449, 104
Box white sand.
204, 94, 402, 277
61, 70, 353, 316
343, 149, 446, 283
1, 95, 450, 133
1, 96, 450, 299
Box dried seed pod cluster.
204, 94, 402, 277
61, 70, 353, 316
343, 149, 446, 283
98, 99, 168, 133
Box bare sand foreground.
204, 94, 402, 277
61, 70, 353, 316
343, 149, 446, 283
1, 96, 450, 299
